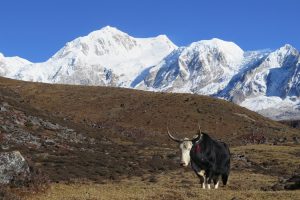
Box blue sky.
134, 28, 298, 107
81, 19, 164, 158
0, 0, 299, 62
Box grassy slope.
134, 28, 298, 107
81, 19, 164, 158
26, 179, 300, 200
0, 77, 298, 145
25, 144, 300, 200
0, 77, 299, 199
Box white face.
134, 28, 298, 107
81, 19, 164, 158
179, 139, 193, 167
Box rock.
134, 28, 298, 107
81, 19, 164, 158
41, 121, 61, 130
45, 139, 55, 146
1, 144, 10, 150
0, 151, 30, 184
293, 136, 299, 144
2, 102, 9, 107
0, 125, 8, 131
28, 116, 41, 126
271, 175, 300, 191
284, 175, 300, 190
271, 183, 285, 191
0, 102, 9, 112
0, 106, 7, 112
278, 137, 287, 143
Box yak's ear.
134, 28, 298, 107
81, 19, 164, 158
192, 133, 203, 143
192, 123, 203, 143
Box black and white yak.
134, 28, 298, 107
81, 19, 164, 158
168, 126, 230, 189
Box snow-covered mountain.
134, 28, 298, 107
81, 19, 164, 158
223, 44, 300, 120
0, 53, 31, 77
133, 39, 300, 120
13, 26, 177, 87
134, 38, 244, 94
0, 26, 299, 120
223, 45, 300, 102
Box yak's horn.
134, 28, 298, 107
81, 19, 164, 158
167, 127, 182, 143
193, 123, 202, 141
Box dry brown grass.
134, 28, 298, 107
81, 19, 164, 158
231, 144, 300, 176
1, 76, 298, 146
25, 144, 300, 200
1, 77, 300, 200
25, 170, 300, 200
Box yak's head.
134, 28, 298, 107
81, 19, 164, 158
167, 125, 203, 167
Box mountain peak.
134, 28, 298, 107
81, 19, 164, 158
282, 43, 295, 49
188, 38, 243, 53
15, 26, 177, 87
99, 26, 124, 33
185, 38, 244, 68
276, 44, 298, 54
207, 38, 242, 51
101, 25, 117, 30
56, 26, 177, 60
87, 26, 128, 39
155, 34, 170, 40
89, 26, 175, 43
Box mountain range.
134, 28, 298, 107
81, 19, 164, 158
0, 26, 299, 120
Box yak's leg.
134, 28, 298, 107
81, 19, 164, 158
197, 170, 206, 189
207, 182, 211, 189
199, 175, 204, 185
191, 162, 207, 189
213, 176, 220, 189
198, 170, 207, 189
215, 180, 220, 189
222, 172, 229, 186
207, 171, 214, 190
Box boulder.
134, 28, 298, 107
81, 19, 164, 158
284, 175, 300, 190
271, 175, 300, 190
0, 151, 30, 184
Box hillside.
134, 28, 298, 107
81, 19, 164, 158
280, 120, 300, 130
0, 77, 299, 199
0, 77, 298, 144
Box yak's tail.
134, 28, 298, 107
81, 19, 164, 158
222, 160, 230, 185
222, 143, 231, 186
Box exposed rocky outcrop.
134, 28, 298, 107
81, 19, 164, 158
0, 151, 30, 185
0, 101, 94, 152
271, 175, 300, 190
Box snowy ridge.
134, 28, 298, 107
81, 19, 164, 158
134, 40, 300, 120
135, 38, 245, 95
0, 26, 300, 120
220, 45, 300, 120
0, 53, 32, 77
13, 26, 177, 87
225, 44, 299, 102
